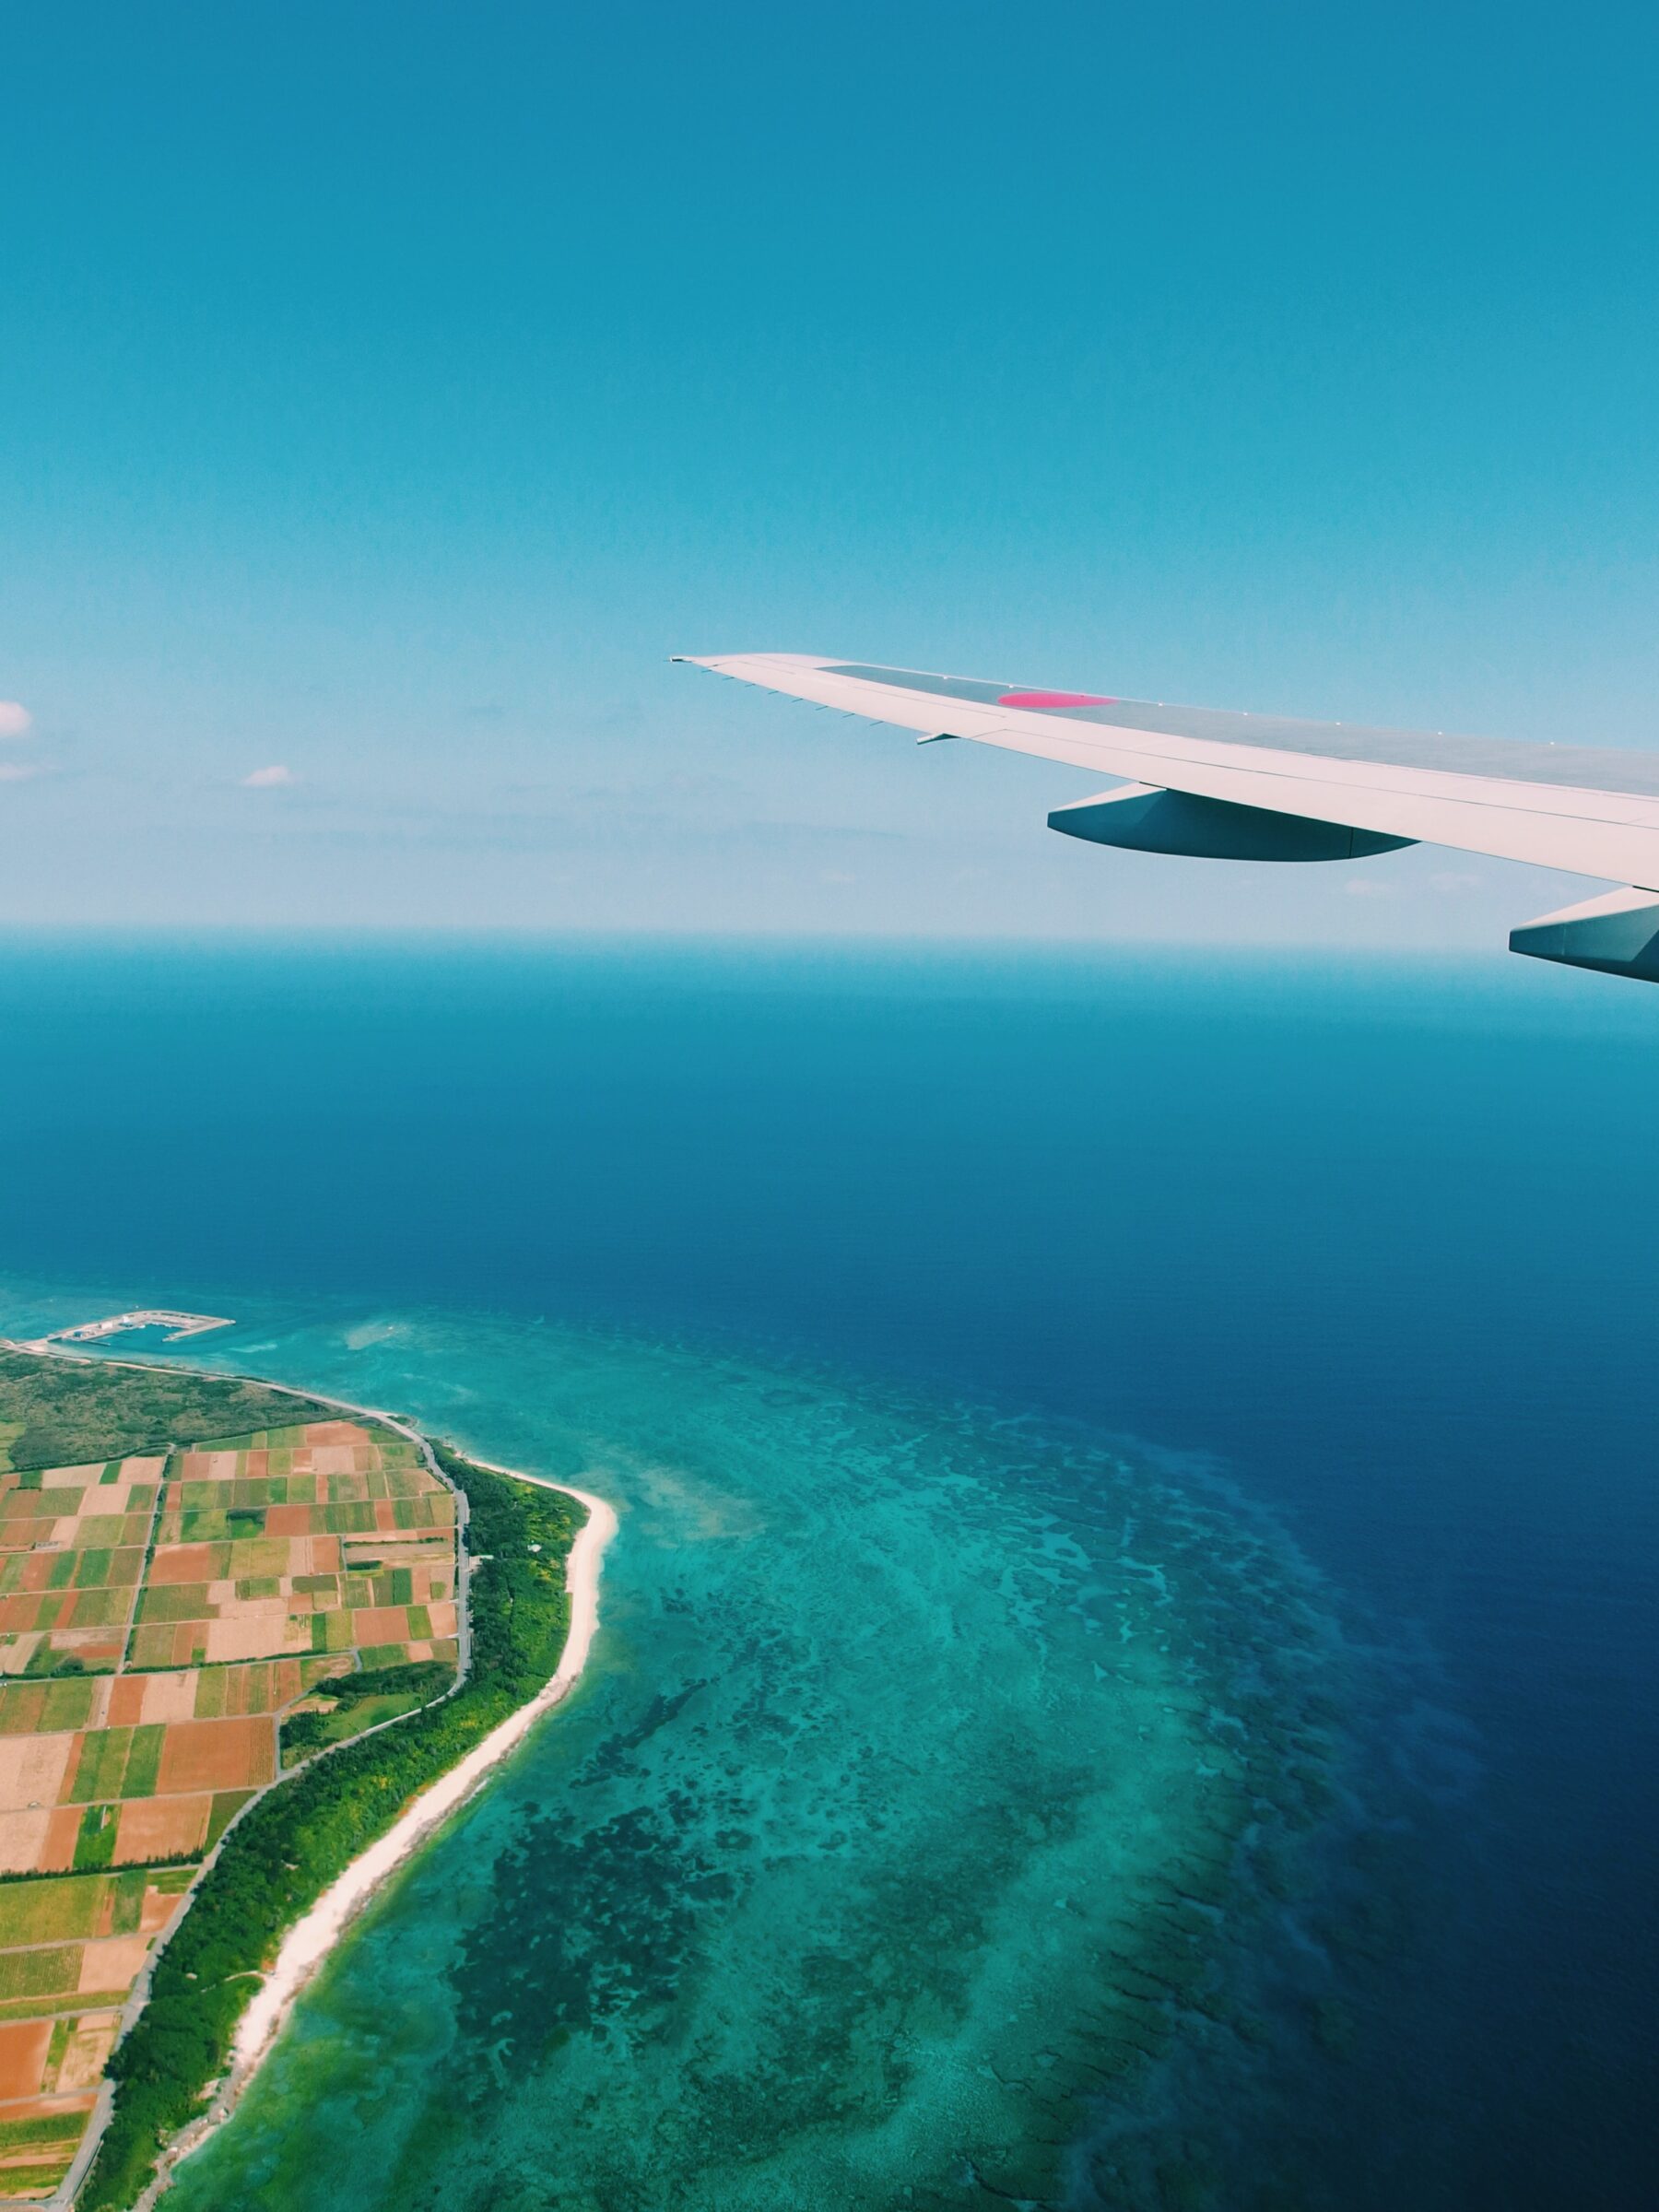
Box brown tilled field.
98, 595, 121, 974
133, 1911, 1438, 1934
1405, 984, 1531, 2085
0, 2026, 51, 2105
0, 1412, 459, 2199
154, 1716, 275, 1794
112, 1795, 211, 1865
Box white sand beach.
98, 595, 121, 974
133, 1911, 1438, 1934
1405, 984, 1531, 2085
229, 1475, 617, 2077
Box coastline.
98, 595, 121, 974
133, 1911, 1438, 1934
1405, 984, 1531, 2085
0, 1334, 618, 2209
135, 1463, 618, 2204
232, 1473, 616, 2077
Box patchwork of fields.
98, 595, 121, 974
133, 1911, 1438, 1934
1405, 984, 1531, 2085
0, 1418, 457, 2200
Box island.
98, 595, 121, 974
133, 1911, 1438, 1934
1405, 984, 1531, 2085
0, 1335, 613, 2210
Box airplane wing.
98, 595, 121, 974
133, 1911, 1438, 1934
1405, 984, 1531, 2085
675, 652, 1659, 982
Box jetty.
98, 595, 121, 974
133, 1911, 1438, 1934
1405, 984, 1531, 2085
18, 1310, 235, 1351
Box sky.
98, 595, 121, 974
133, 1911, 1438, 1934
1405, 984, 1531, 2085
4, 0, 1659, 943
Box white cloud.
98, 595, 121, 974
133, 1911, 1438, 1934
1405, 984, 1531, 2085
241, 764, 296, 788
0, 762, 39, 783
0, 702, 31, 739
1343, 876, 1399, 900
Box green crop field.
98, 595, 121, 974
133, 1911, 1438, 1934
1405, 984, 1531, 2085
0, 1680, 100, 1735
0, 1947, 80, 2003
68, 1734, 135, 1806
72, 1806, 118, 1874
118, 1728, 165, 1801
0, 1874, 108, 1947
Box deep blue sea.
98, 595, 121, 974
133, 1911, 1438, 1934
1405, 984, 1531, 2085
2, 936, 1656, 2207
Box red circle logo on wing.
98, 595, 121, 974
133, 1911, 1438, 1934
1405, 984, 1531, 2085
996, 690, 1118, 709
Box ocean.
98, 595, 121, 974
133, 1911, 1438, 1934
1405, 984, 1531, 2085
2, 936, 1654, 2208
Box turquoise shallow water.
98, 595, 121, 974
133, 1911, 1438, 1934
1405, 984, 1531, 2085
42, 1300, 1378, 2212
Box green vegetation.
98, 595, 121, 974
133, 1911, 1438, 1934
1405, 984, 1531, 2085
0, 1945, 80, 2000
0, 1348, 338, 1473
0, 2113, 80, 2149
25, 1646, 92, 1680
71, 1729, 136, 1806
334, 1657, 454, 1705
121, 1724, 167, 1800
0, 1866, 180, 1944
74, 1805, 119, 1872
0, 1872, 108, 1947
279, 1658, 455, 1764
282, 1695, 402, 1760
203, 1791, 254, 1849
0, 1677, 100, 1733
82, 1444, 582, 2212
0, 2104, 87, 2192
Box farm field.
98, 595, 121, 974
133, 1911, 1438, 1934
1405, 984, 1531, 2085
0, 1406, 458, 2201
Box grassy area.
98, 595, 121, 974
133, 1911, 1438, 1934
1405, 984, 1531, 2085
279, 1657, 456, 1765
80, 1442, 582, 2212
280, 1690, 422, 1763
0, 1349, 338, 1473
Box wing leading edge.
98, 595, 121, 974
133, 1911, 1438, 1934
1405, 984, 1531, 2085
676, 653, 1659, 983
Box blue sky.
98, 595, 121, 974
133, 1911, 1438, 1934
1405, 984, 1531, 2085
4, 0, 1658, 939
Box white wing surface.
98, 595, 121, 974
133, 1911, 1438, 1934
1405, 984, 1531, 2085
677, 652, 1659, 982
